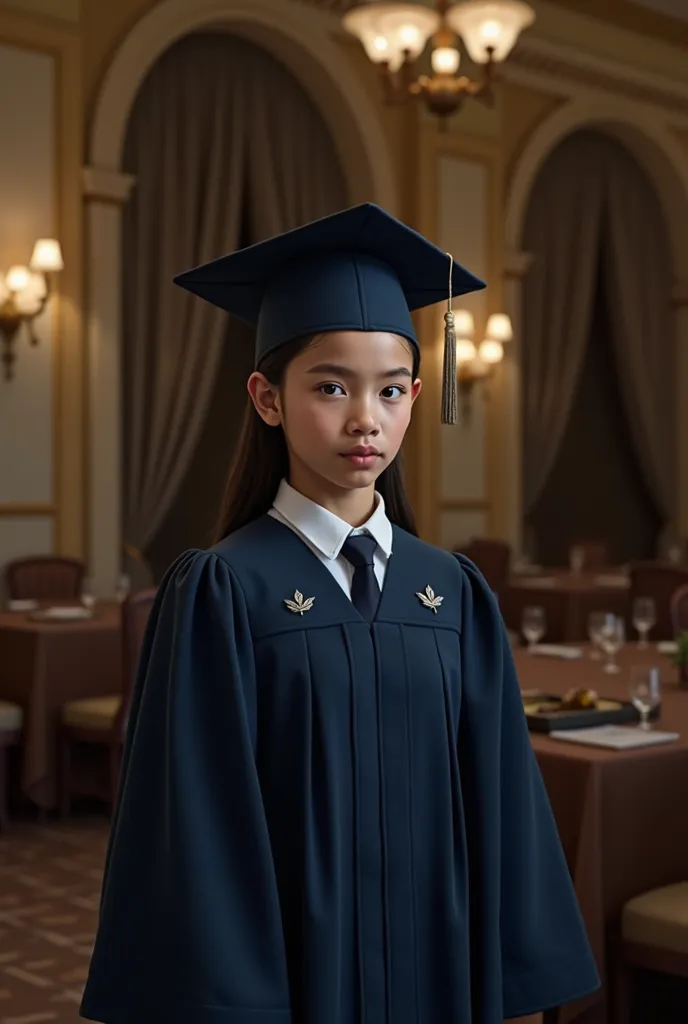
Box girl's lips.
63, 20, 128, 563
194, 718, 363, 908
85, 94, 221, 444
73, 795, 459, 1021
341, 453, 379, 469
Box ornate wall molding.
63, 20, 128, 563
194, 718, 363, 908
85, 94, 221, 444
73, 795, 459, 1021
506, 36, 688, 125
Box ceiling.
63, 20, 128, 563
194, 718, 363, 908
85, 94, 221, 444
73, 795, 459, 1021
626, 0, 688, 21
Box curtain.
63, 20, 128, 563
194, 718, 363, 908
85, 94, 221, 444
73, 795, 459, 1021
121, 33, 348, 584
521, 133, 607, 514
522, 129, 675, 528
603, 149, 675, 525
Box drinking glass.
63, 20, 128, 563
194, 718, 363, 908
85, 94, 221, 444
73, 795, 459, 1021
81, 577, 96, 611
569, 545, 585, 574
587, 610, 607, 660
115, 574, 131, 603
632, 596, 656, 649
522, 605, 546, 651
599, 614, 625, 674
629, 665, 661, 731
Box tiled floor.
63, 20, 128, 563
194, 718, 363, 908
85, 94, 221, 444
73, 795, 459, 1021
0, 818, 110, 1024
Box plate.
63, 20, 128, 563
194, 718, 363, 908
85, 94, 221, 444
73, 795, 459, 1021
522, 691, 659, 733
28, 606, 94, 623
7, 599, 39, 611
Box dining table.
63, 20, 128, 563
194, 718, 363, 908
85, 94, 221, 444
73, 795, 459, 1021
501, 569, 631, 643
515, 641, 688, 1024
0, 601, 122, 809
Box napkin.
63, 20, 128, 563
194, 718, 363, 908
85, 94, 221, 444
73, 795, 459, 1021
550, 725, 679, 750
530, 644, 583, 660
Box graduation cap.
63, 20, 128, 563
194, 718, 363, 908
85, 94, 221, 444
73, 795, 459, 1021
174, 203, 485, 424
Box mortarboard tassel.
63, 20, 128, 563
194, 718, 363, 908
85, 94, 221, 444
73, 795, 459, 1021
441, 252, 458, 425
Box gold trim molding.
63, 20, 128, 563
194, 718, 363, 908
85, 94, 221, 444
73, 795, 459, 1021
83, 166, 136, 206
506, 37, 688, 126
0, 503, 55, 517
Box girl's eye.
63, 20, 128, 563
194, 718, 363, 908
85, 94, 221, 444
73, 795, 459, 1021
319, 383, 345, 396
382, 385, 405, 399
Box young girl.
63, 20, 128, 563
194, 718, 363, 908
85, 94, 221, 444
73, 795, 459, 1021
81, 204, 598, 1024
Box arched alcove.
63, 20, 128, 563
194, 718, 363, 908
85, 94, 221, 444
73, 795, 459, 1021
84, 0, 398, 594
497, 96, 688, 554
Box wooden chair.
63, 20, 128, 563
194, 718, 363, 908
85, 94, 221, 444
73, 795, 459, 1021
629, 562, 688, 641
671, 584, 688, 635
5, 555, 85, 601
0, 701, 23, 832
460, 537, 512, 595
58, 587, 156, 816
610, 882, 688, 1024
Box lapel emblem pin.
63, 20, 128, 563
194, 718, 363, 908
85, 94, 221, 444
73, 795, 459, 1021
416, 585, 443, 614
284, 589, 315, 616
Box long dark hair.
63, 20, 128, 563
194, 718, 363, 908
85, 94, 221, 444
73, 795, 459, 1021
213, 333, 420, 541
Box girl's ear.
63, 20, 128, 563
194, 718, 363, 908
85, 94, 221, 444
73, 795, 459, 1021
247, 372, 283, 427
411, 377, 422, 404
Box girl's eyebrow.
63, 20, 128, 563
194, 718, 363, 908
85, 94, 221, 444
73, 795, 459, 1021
306, 363, 413, 379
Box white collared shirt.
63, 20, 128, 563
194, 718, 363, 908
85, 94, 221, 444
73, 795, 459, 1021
268, 479, 393, 599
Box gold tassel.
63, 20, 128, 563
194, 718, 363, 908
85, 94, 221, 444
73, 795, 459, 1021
441, 252, 457, 425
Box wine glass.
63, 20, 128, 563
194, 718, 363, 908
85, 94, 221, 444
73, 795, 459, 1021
632, 597, 656, 649
522, 605, 546, 651
629, 666, 661, 731
569, 545, 585, 574
587, 610, 607, 660
115, 574, 131, 603
81, 576, 97, 612
599, 614, 625, 674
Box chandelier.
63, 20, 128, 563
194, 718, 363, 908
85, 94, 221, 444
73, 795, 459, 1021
342, 0, 535, 122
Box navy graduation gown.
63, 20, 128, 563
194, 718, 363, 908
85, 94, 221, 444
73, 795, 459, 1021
80, 515, 599, 1024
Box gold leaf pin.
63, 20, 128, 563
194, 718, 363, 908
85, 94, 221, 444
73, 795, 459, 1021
284, 589, 315, 616
416, 585, 444, 613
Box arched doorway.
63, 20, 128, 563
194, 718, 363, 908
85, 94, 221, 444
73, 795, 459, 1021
498, 96, 688, 556
84, 0, 398, 595
121, 29, 349, 579
520, 128, 672, 564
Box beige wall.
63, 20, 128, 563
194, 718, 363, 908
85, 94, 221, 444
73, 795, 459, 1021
0, 8, 83, 576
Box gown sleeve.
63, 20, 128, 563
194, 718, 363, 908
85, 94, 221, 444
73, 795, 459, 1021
80, 550, 292, 1024
454, 554, 600, 1020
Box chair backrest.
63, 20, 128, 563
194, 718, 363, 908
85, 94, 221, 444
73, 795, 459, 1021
460, 537, 511, 594
570, 540, 610, 570
114, 587, 157, 740
629, 562, 688, 641
671, 584, 688, 636
5, 556, 85, 601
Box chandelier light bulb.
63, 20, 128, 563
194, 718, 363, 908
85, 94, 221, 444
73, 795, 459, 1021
447, 1, 535, 64
431, 46, 461, 74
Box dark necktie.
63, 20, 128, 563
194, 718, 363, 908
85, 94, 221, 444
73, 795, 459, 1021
341, 534, 380, 622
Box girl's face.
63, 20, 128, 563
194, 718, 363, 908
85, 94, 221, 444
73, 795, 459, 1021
249, 331, 422, 498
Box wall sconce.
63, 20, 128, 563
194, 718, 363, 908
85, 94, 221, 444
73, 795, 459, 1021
0, 238, 63, 381
454, 310, 512, 425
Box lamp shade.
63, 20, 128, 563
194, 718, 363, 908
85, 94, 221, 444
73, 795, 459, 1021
453, 308, 475, 336
30, 238, 64, 273
478, 338, 504, 364
343, 3, 440, 72
447, 0, 535, 64
456, 337, 477, 363
485, 312, 513, 341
